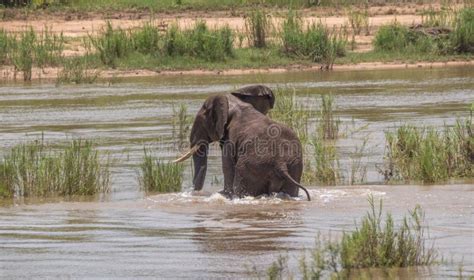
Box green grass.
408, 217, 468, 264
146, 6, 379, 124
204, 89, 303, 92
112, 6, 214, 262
245, 6, 271, 49
280, 10, 347, 69
382, 109, 473, 183
2, 0, 449, 11
0, 138, 110, 199
269, 87, 314, 144
452, 7, 474, 53
303, 134, 341, 185
172, 104, 191, 150
264, 196, 438, 279
139, 148, 184, 193
318, 94, 340, 140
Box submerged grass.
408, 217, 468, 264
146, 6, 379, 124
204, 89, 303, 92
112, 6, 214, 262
382, 109, 473, 183
303, 134, 341, 185
0, 138, 110, 198
264, 196, 437, 279
139, 148, 184, 193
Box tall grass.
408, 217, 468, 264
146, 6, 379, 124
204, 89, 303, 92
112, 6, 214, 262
265, 196, 437, 279
12, 28, 35, 81
172, 103, 191, 150
347, 8, 369, 35
89, 21, 132, 67
280, 10, 347, 69
318, 94, 340, 140
269, 87, 313, 143
139, 148, 184, 193
35, 27, 64, 68
245, 7, 271, 48
303, 134, 341, 185
383, 111, 473, 183
451, 7, 474, 53
57, 56, 101, 84
0, 138, 110, 198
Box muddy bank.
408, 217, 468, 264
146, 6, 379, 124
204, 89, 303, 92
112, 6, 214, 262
1, 60, 473, 82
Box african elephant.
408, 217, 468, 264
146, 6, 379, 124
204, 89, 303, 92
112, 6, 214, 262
174, 89, 311, 201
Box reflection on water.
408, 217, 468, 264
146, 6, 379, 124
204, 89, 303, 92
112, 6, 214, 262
0, 66, 473, 278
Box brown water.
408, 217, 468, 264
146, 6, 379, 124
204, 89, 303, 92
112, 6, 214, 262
0, 67, 473, 278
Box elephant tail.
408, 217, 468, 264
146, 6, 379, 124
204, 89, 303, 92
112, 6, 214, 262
278, 166, 311, 201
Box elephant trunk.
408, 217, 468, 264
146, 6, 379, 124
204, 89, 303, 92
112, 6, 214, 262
192, 144, 209, 191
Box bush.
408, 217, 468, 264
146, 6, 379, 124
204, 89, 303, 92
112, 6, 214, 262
139, 148, 184, 193
131, 22, 162, 55
451, 8, 474, 53
280, 10, 346, 68
0, 139, 110, 198
373, 22, 410, 52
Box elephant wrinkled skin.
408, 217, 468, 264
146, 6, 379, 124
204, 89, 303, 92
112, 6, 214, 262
175, 85, 310, 201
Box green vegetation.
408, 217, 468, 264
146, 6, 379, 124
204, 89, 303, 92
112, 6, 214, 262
0, 138, 110, 199
347, 8, 370, 35
245, 7, 271, 49
318, 94, 340, 140
139, 148, 184, 193
303, 135, 341, 185
57, 56, 100, 84
269, 87, 313, 144
383, 109, 473, 183
374, 8, 474, 56
264, 197, 437, 279
280, 10, 347, 69
0, 26, 64, 81
172, 103, 191, 150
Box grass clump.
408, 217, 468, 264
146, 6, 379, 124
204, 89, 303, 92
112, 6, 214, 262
451, 7, 474, 53
280, 10, 347, 69
264, 196, 437, 279
318, 94, 340, 140
245, 6, 271, 48
172, 103, 191, 150
139, 148, 184, 193
57, 56, 101, 84
303, 134, 341, 185
347, 8, 370, 35
0, 138, 110, 198
269, 87, 313, 143
383, 110, 473, 183
89, 21, 132, 68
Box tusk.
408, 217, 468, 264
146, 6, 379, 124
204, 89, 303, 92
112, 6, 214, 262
173, 145, 199, 163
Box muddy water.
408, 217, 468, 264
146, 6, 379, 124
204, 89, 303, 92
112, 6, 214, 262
0, 66, 473, 278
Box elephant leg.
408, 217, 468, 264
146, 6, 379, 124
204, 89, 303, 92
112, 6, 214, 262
220, 141, 235, 197
232, 161, 267, 198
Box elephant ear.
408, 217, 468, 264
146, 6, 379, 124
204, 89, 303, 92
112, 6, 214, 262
231, 85, 275, 109
209, 94, 229, 141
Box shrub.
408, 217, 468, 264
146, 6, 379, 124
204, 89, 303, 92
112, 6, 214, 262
373, 22, 409, 52
139, 148, 184, 193
451, 8, 474, 53
131, 22, 162, 55
280, 10, 346, 68
0, 139, 110, 198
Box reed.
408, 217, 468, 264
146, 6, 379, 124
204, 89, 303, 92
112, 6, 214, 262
172, 103, 191, 150
318, 94, 340, 140
131, 21, 162, 55
245, 6, 271, 48
383, 110, 473, 183
12, 28, 35, 81
347, 8, 369, 35
303, 134, 341, 185
139, 148, 184, 193
0, 138, 110, 198
35, 26, 64, 68
269, 87, 313, 144
89, 21, 132, 67
57, 56, 101, 84
266, 196, 438, 279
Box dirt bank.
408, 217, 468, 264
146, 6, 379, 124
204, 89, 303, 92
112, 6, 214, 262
2, 60, 472, 82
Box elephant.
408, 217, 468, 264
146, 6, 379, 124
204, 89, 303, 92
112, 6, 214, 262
173, 87, 311, 201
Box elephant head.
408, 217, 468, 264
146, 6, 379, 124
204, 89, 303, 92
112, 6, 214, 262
231, 85, 274, 115
174, 94, 229, 191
